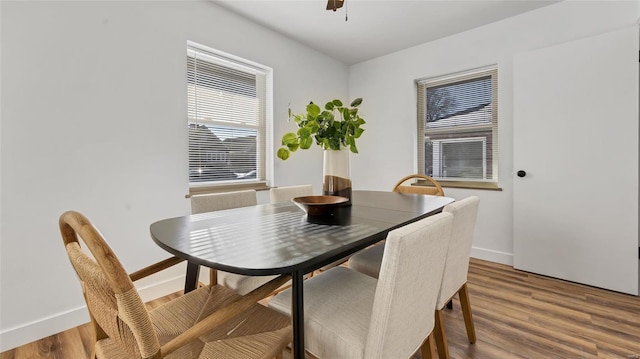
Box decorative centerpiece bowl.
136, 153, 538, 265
291, 195, 349, 217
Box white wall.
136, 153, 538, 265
3, 0, 639, 351
0, 1, 347, 350
348, 0, 640, 264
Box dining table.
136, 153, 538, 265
150, 190, 454, 359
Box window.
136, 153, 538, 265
187, 42, 271, 188
417, 67, 498, 187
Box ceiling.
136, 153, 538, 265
213, 0, 560, 65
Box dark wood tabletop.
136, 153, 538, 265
151, 190, 453, 274
149, 190, 454, 359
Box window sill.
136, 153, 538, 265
415, 179, 502, 191
438, 180, 502, 191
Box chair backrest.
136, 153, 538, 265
364, 212, 453, 359
392, 174, 445, 196
59, 211, 160, 358
269, 184, 313, 203
437, 196, 480, 309
190, 190, 257, 214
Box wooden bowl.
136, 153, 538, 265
291, 195, 349, 217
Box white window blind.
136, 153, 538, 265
417, 67, 498, 184
187, 43, 270, 186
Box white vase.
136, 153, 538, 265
323, 148, 352, 205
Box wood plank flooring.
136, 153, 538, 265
2, 258, 639, 358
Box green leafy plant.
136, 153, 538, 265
277, 98, 365, 160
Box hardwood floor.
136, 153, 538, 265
444, 260, 640, 359
2, 258, 639, 358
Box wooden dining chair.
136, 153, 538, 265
346, 196, 480, 359
393, 173, 445, 196
269, 184, 313, 203
268, 211, 454, 359
190, 190, 281, 295
348, 173, 445, 277
59, 210, 292, 359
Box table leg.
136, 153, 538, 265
292, 270, 305, 359
184, 261, 200, 293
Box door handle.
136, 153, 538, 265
517, 170, 526, 178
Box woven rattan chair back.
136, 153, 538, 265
60, 211, 161, 358
393, 174, 445, 196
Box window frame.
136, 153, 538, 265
186, 41, 273, 194
416, 66, 500, 190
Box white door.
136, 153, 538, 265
513, 26, 639, 295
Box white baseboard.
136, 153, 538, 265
470, 246, 513, 266
0, 305, 90, 353
0, 275, 185, 352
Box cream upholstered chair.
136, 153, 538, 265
347, 196, 480, 359
269, 184, 313, 203
431, 196, 480, 359
190, 190, 281, 295
348, 174, 445, 277
59, 211, 291, 359
345, 242, 384, 279
269, 211, 454, 359
190, 189, 257, 214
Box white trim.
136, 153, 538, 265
264, 68, 274, 188
470, 246, 513, 266
187, 42, 272, 75
187, 40, 272, 188
136, 274, 185, 303
0, 276, 185, 352
0, 305, 89, 352
416, 64, 496, 85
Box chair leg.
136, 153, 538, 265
458, 282, 477, 344
209, 268, 217, 286
433, 309, 449, 359
421, 332, 437, 359
270, 283, 292, 296
87, 317, 99, 359
89, 329, 98, 359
